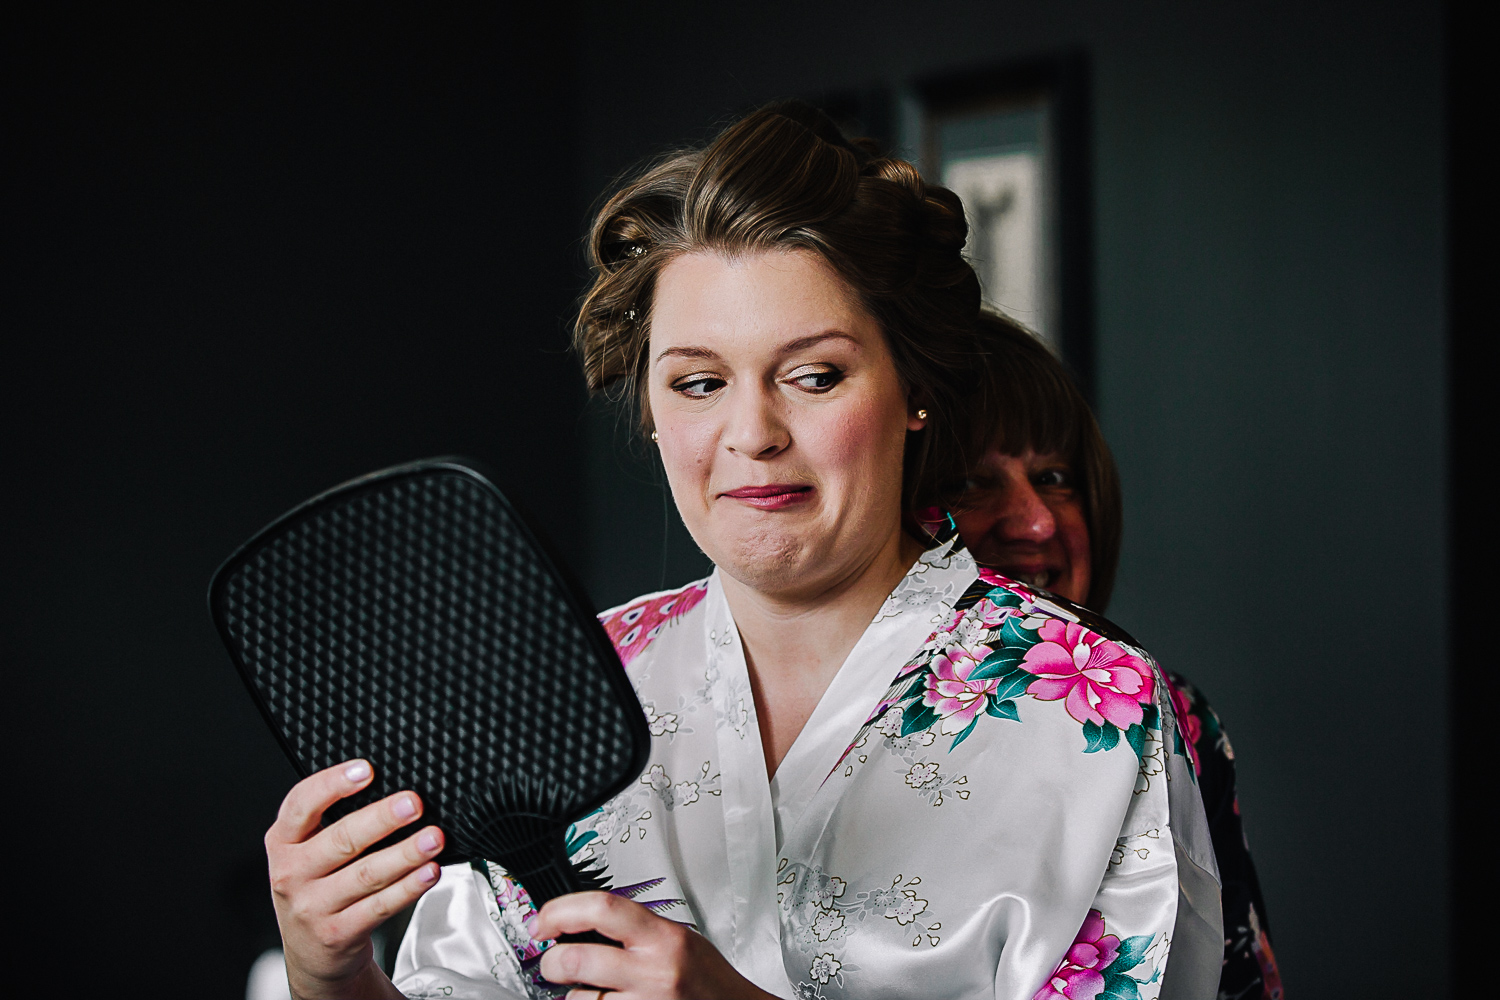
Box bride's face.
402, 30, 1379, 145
647, 249, 926, 600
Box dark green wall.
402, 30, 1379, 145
5, 4, 1447, 995
573, 2, 1447, 995
7, 8, 584, 995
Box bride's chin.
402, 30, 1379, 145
718, 529, 816, 592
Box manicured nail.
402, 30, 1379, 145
418, 863, 439, 884
392, 795, 417, 819
523, 913, 539, 937
343, 761, 370, 783
418, 831, 440, 854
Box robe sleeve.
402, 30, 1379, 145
392, 863, 530, 1000
1157, 696, 1225, 1000
1028, 661, 1223, 1000
1166, 672, 1283, 1000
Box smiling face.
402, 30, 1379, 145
647, 249, 925, 601
952, 448, 1092, 603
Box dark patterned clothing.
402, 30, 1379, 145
1165, 673, 1284, 1000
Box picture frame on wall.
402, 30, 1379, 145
814, 55, 1094, 399
906, 55, 1095, 398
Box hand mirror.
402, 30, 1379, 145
209, 457, 650, 908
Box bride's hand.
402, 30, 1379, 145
266, 759, 445, 999
532, 891, 778, 1000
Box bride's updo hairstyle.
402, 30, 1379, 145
574, 100, 990, 508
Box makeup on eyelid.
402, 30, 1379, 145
669, 364, 845, 399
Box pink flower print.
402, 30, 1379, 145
922, 644, 998, 734
931, 597, 1018, 650
1033, 909, 1121, 1000
971, 596, 1022, 628
978, 566, 1039, 603
494, 876, 548, 960
1164, 678, 1203, 775
1021, 620, 1154, 730
599, 580, 709, 667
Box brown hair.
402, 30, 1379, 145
573, 100, 991, 508
972, 311, 1123, 611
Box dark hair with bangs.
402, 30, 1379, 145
573, 100, 990, 508
974, 311, 1123, 611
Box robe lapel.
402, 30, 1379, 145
774, 543, 975, 862
702, 574, 789, 995
768, 594, 945, 848
701, 545, 974, 996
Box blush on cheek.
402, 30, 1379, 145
812, 398, 903, 470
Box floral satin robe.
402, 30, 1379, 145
1165, 676, 1282, 1000
394, 538, 1222, 999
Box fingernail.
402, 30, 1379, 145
418, 863, 439, 884
392, 795, 417, 819
418, 831, 440, 854
522, 913, 539, 937
343, 760, 370, 783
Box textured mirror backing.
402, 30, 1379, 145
210, 458, 650, 878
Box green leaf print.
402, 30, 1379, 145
901, 699, 939, 737
970, 647, 1026, 680
565, 823, 599, 857
1082, 721, 1120, 753
1102, 933, 1153, 976
1099, 975, 1142, 1000
990, 667, 1032, 703
984, 589, 1026, 609
998, 616, 1040, 648
949, 714, 982, 750
985, 699, 1020, 721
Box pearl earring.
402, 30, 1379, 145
651, 430, 659, 442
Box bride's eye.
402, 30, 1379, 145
672, 374, 726, 398
787, 365, 844, 393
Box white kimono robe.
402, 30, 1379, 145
395, 539, 1221, 1000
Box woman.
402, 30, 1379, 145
951, 312, 1283, 1000
262, 103, 1219, 1000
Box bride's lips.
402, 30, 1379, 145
719, 484, 814, 510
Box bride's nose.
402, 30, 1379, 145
721, 384, 790, 459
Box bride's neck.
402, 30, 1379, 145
720, 524, 923, 777
722, 526, 924, 689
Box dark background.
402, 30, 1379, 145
4, 3, 1471, 997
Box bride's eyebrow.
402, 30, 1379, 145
778, 331, 859, 355
654, 331, 857, 365
655, 346, 721, 364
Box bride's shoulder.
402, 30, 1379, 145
597, 577, 713, 667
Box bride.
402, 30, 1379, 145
261, 101, 1220, 1000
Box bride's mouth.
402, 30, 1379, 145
719, 484, 814, 510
